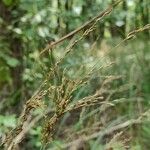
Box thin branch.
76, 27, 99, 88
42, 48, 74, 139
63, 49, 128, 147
40, 0, 123, 55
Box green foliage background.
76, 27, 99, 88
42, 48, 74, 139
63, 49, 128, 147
0, 0, 149, 149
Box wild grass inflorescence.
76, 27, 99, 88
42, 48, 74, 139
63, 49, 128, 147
1, 0, 150, 149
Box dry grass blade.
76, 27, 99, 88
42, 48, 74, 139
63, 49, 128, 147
126, 24, 150, 40
51, 109, 150, 150
2, 2, 150, 150
40, 0, 123, 55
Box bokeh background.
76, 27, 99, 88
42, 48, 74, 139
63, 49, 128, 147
0, 0, 149, 149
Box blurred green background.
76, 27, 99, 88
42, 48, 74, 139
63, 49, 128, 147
0, 0, 149, 149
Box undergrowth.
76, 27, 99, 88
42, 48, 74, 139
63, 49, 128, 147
0, 0, 150, 150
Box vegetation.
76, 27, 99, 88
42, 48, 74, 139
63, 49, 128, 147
0, 0, 149, 149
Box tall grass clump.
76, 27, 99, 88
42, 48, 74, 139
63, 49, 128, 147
0, 0, 150, 149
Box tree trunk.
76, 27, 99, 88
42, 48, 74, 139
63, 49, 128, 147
82, 0, 95, 42
109, 0, 127, 38
140, 0, 149, 37
120, 0, 127, 38
65, 0, 73, 33
55, 0, 61, 34
0, 1, 23, 111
